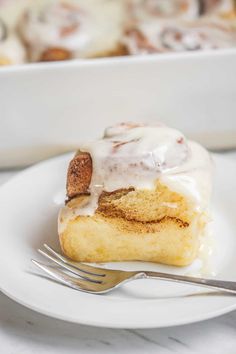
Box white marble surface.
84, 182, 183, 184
1, 153, 236, 354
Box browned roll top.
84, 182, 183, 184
66, 152, 92, 199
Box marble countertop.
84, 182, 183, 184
1, 153, 236, 354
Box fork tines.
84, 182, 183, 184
32, 244, 136, 294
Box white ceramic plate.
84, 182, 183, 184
0, 153, 236, 328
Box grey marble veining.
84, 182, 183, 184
1, 293, 236, 354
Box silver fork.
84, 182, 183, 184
32, 244, 236, 295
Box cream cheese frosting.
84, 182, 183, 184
71, 122, 212, 216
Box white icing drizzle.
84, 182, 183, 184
74, 122, 212, 216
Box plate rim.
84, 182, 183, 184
2, 285, 236, 329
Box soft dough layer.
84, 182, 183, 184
59, 183, 207, 266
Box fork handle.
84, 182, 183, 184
142, 271, 236, 294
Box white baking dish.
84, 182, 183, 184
0, 49, 236, 168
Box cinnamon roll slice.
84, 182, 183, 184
58, 123, 212, 266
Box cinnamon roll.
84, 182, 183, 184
18, 0, 126, 62
58, 122, 212, 266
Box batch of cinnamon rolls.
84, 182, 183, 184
1, 0, 236, 66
